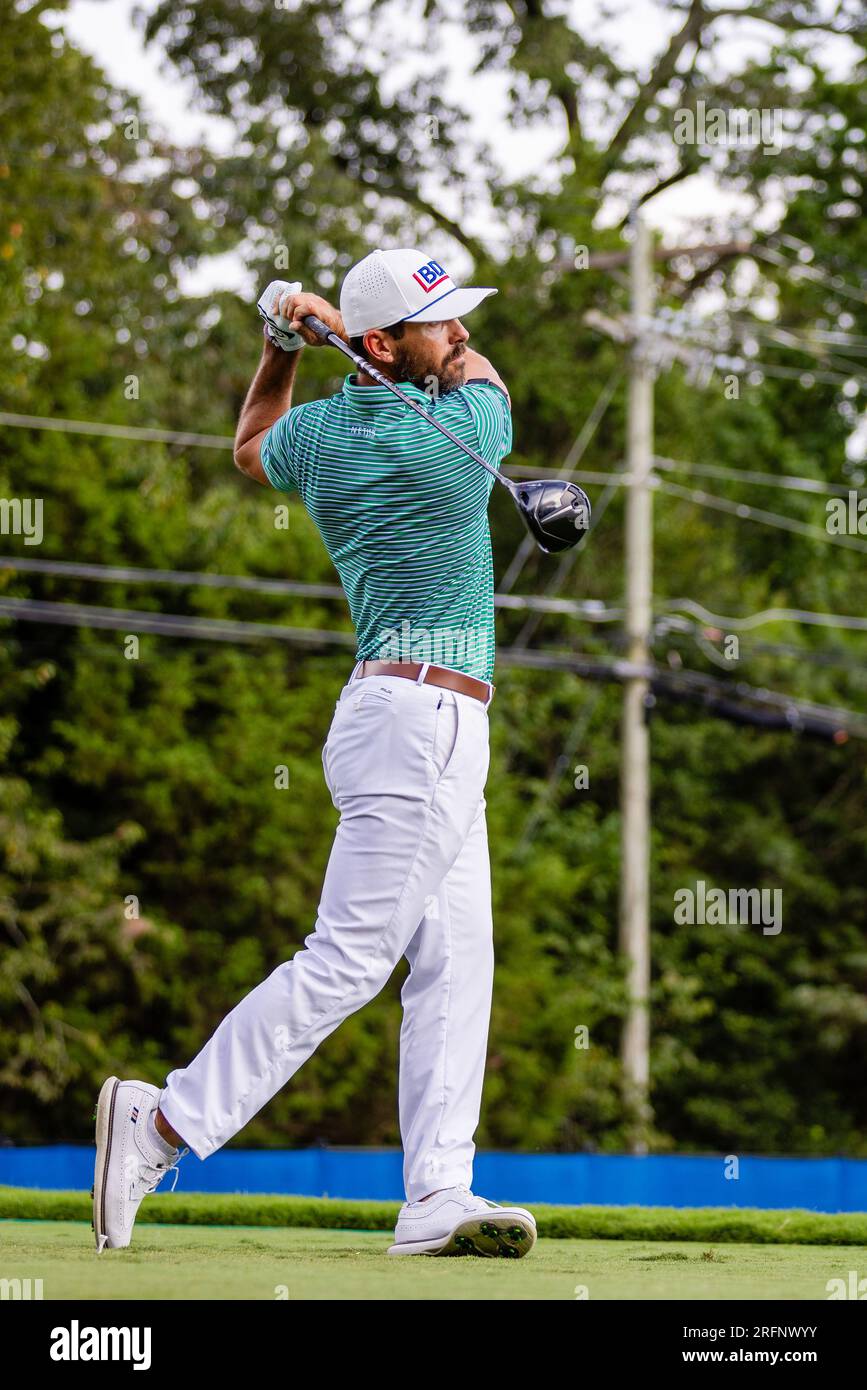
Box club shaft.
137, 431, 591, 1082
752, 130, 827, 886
303, 315, 515, 495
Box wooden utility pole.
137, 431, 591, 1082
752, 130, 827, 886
619, 210, 655, 1151
565, 230, 758, 1147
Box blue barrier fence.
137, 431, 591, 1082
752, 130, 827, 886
1, 1147, 865, 1211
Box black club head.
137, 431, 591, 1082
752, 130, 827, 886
515, 480, 592, 554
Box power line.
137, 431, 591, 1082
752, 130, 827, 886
654, 309, 867, 377
3, 595, 864, 738
510, 458, 864, 496
0, 411, 233, 449
658, 685, 857, 742
722, 319, 867, 375
0, 595, 640, 669
9, 553, 862, 663
659, 341, 867, 389
756, 244, 867, 307
656, 478, 867, 553
0, 408, 629, 486
587, 276, 867, 398
801, 330, 867, 349
657, 597, 867, 635
0, 596, 356, 648
13, 385, 854, 494
654, 663, 866, 736
723, 316, 867, 355
0, 554, 625, 622
770, 233, 867, 287
653, 615, 867, 678
647, 307, 867, 388
654, 455, 863, 496
4, 415, 858, 500
681, 339, 867, 388
0, 555, 345, 600
731, 639, 867, 675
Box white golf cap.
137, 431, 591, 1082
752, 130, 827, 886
340, 248, 496, 338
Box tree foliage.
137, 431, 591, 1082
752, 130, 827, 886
1, 0, 865, 1155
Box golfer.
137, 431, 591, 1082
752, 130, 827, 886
93, 248, 537, 1259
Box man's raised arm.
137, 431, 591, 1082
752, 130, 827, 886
462, 347, 510, 405
233, 291, 346, 485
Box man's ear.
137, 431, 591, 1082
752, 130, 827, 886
363, 328, 397, 364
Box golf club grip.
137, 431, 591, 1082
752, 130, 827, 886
302, 314, 336, 343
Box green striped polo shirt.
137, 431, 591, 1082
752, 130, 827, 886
261, 374, 512, 682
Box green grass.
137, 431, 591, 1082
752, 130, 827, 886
2, 1186, 866, 1245
2, 1220, 864, 1299
4, 1186, 864, 1300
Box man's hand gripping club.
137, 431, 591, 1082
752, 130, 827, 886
257, 280, 346, 350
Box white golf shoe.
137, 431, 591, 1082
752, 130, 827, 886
92, 1076, 187, 1252
387, 1184, 537, 1258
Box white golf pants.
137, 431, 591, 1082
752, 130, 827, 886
160, 663, 494, 1202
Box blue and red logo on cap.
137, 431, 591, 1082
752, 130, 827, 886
413, 259, 449, 293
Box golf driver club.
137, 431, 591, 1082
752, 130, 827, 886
299, 314, 591, 554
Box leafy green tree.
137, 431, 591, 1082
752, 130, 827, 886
1, 0, 865, 1155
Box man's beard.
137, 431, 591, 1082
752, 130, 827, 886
393, 343, 466, 396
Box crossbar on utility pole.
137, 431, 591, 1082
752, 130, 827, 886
619, 211, 654, 1151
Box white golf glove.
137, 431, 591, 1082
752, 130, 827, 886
257, 280, 306, 352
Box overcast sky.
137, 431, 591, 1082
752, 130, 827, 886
44, 2, 865, 458
58, 0, 857, 296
